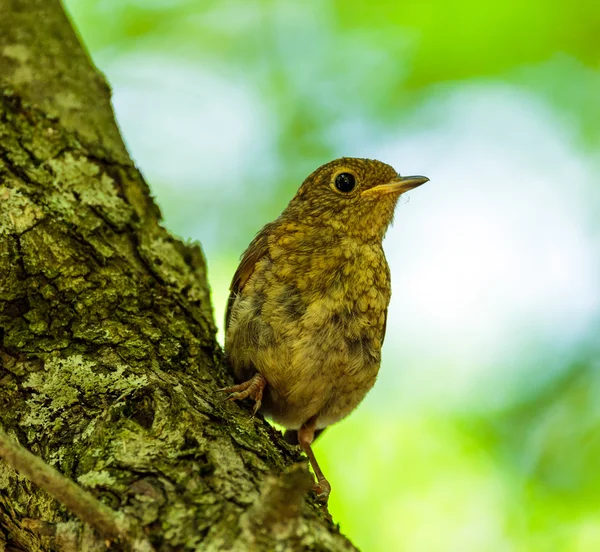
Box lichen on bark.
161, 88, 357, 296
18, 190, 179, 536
0, 1, 358, 551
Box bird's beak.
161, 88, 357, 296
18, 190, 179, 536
361, 175, 429, 197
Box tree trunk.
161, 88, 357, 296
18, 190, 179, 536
0, 1, 357, 550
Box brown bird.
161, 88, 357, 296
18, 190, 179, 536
221, 157, 428, 501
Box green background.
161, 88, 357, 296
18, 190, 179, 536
63, 1, 600, 550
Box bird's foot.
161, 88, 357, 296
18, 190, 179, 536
312, 477, 331, 504
218, 373, 266, 416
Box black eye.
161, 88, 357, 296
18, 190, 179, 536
334, 172, 356, 193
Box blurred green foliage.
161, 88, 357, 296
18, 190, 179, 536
63, 1, 600, 549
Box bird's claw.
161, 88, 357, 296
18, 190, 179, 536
312, 479, 331, 504
217, 373, 266, 416
223, 392, 261, 415
251, 399, 262, 417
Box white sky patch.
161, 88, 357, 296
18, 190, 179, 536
103, 54, 275, 192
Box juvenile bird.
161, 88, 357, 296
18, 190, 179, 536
222, 157, 428, 501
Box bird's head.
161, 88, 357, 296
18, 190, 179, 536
285, 157, 428, 241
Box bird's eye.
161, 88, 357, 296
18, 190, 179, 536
334, 172, 356, 193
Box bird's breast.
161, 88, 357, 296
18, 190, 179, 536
225, 236, 391, 428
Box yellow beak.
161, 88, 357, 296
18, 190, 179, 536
361, 175, 429, 197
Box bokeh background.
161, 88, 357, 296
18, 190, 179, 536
62, 1, 600, 550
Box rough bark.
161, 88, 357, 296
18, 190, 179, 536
0, 1, 357, 550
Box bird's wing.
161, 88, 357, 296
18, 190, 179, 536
225, 223, 274, 332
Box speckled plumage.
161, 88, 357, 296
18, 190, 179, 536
223, 157, 427, 500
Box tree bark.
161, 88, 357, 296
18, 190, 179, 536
0, 1, 357, 550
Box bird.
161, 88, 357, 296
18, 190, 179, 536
221, 157, 428, 502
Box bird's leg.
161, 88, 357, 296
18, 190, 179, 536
297, 415, 331, 503
283, 427, 326, 445
218, 373, 266, 416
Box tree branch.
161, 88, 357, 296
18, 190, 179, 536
0, 428, 153, 551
